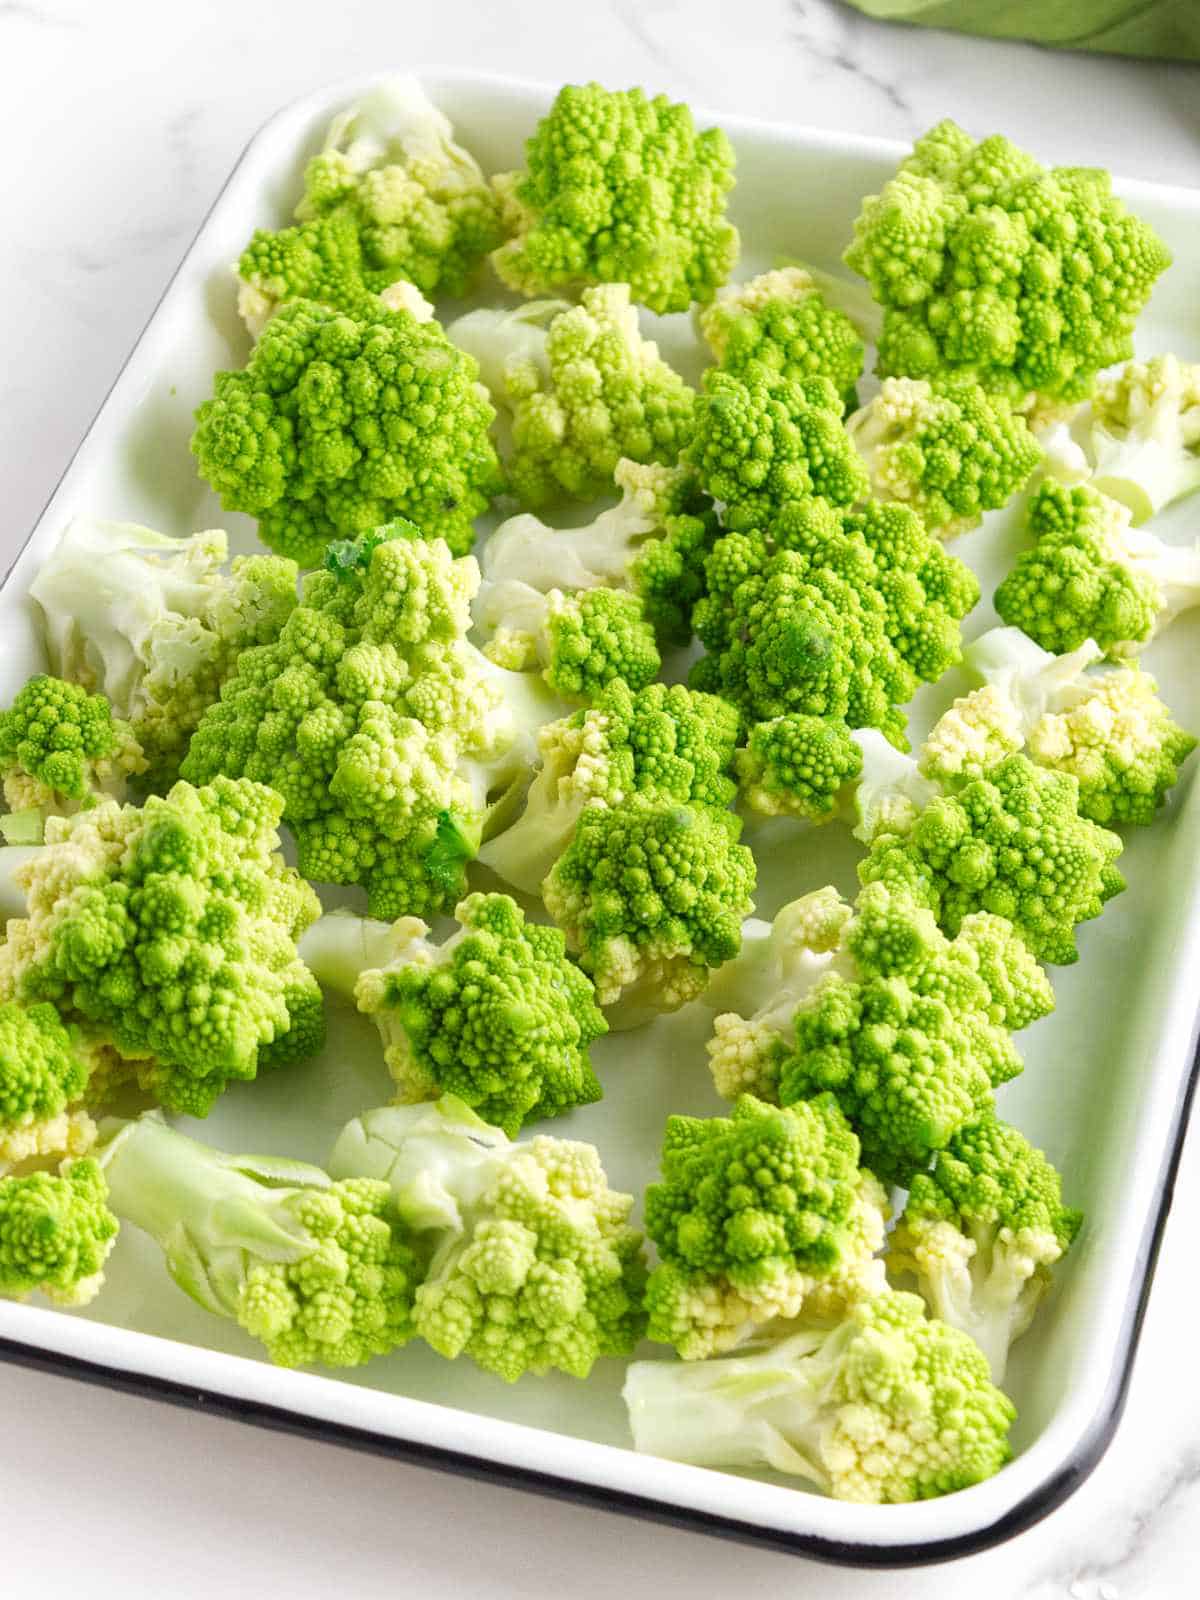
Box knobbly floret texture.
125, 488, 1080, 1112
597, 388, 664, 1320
491, 83, 739, 314
0, 1158, 118, 1306
0, 777, 324, 1117
543, 794, 756, 1020
643, 1093, 873, 1359
844, 119, 1171, 410
301, 894, 607, 1136
449, 286, 696, 508
98, 1116, 417, 1368
858, 751, 1125, 965
624, 1289, 1015, 1503
0, 1000, 95, 1173
994, 480, 1200, 659
846, 374, 1041, 538
887, 1117, 1081, 1381
699, 267, 865, 406
328, 1099, 647, 1382
191, 297, 501, 568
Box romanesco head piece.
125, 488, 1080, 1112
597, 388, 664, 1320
0, 1158, 118, 1306
191, 297, 501, 568
491, 83, 739, 314
2, 777, 324, 1116
699, 267, 865, 407
0, 1000, 95, 1173
643, 1093, 866, 1359
844, 119, 1171, 409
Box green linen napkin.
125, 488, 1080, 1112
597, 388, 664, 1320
841, 0, 1200, 61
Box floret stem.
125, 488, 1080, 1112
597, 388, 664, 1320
1093, 434, 1200, 525
95, 1117, 333, 1316
297, 912, 420, 1004
0, 846, 36, 922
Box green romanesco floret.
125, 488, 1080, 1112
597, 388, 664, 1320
698, 267, 865, 408
97, 1115, 417, 1367
474, 580, 661, 702
643, 1094, 872, 1359
479, 457, 719, 650
1084, 354, 1200, 524
328, 1098, 647, 1381
29, 519, 299, 789
923, 626, 1197, 826
490, 83, 739, 314
623, 1288, 1015, 1503
843, 119, 1171, 411
858, 751, 1125, 965
702, 883, 1051, 1180
449, 286, 696, 508
845, 375, 1041, 538
887, 1117, 1081, 1382
0, 1157, 118, 1306
298, 893, 606, 1137
543, 793, 756, 1022
995, 480, 1200, 659
685, 370, 869, 531
0, 676, 147, 845
181, 531, 566, 921
236, 77, 506, 328
191, 296, 502, 568
0, 1000, 96, 1174
480, 679, 738, 897
0, 777, 324, 1117
734, 714, 864, 821
691, 495, 978, 744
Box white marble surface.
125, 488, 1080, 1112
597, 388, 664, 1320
1, 1, 1198, 1593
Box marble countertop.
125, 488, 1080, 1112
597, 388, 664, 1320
1, 2, 1198, 1594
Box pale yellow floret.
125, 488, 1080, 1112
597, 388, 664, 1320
921, 684, 1025, 783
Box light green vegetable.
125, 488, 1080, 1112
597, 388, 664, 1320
0, 1000, 95, 1174
0, 1158, 118, 1306
699, 267, 865, 407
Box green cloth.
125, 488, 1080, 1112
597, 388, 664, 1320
841, 0, 1200, 61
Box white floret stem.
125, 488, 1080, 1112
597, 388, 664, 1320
701, 914, 836, 1025
1116, 525, 1200, 635
482, 498, 651, 595
623, 1331, 833, 1482
1090, 428, 1200, 525
327, 1100, 511, 1237
298, 911, 427, 1003
844, 730, 939, 844
965, 627, 1106, 727
446, 303, 562, 404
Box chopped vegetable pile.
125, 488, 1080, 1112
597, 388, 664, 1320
2, 77, 1194, 1513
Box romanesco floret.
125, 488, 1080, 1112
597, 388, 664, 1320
479, 457, 719, 650
449, 286, 696, 508
543, 793, 756, 1021
858, 751, 1125, 965
887, 1118, 1081, 1382
0, 1157, 118, 1306
734, 714, 863, 821
97, 1115, 417, 1367
329, 1098, 647, 1381
691, 495, 978, 745
480, 679, 738, 897
474, 580, 661, 702
237, 78, 505, 327
490, 83, 738, 314
0, 676, 146, 845
846, 374, 1041, 538
994, 480, 1200, 659
0, 1000, 95, 1174
685, 371, 869, 531
643, 1094, 872, 1359
29, 519, 298, 789
923, 626, 1197, 826
191, 297, 501, 568
0, 776, 324, 1117
1086, 354, 1200, 524
698, 267, 865, 407
703, 883, 1051, 1179
299, 894, 606, 1137
623, 1289, 1015, 1503
181, 532, 566, 921
843, 119, 1171, 410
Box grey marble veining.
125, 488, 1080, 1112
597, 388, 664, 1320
1, 2, 1198, 1594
